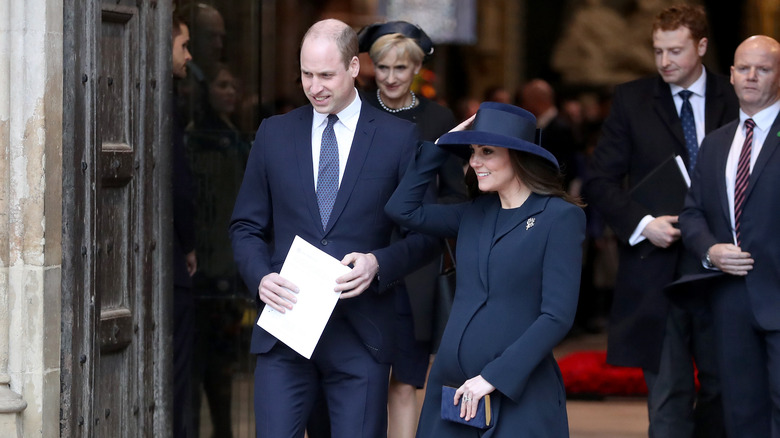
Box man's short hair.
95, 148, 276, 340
172, 12, 186, 38
652, 5, 709, 42
302, 19, 359, 70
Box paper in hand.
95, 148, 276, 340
257, 235, 351, 359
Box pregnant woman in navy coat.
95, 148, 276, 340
386, 102, 585, 437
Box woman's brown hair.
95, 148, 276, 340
465, 148, 584, 207
510, 149, 584, 207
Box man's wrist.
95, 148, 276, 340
629, 215, 655, 246
703, 247, 715, 269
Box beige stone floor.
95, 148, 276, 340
199, 332, 649, 437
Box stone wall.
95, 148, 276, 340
0, 0, 63, 436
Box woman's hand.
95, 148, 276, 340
450, 114, 476, 133
453, 375, 495, 421
436, 114, 475, 144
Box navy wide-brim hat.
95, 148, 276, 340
437, 102, 559, 169
357, 21, 434, 56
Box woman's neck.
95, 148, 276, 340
498, 184, 532, 209
379, 90, 414, 110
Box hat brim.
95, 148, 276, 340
437, 131, 559, 169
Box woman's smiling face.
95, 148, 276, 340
468, 144, 519, 196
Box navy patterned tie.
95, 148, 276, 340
317, 114, 339, 230
734, 118, 755, 246
679, 90, 699, 172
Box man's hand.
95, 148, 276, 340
642, 215, 681, 248
185, 250, 197, 277
336, 252, 379, 299
708, 243, 753, 276
258, 273, 300, 313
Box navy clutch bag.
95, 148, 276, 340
440, 385, 493, 429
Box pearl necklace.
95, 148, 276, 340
376, 89, 416, 113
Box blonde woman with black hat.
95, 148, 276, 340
386, 102, 585, 437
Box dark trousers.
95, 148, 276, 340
254, 316, 390, 438
643, 304, 724, 438
305, 389, 331, 438
174, 287, 195, 437
191, 295, 236, 438
712, 280, 780, 438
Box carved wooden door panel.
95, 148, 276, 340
62, 0, 172, 436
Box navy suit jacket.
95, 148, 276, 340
229, 102, 437, 363
680, 114, 780, 330
583, 70, 739, 370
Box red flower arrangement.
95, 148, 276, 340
558, 351, 647, 397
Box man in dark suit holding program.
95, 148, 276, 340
680, 35, 780, 438
584, 5, 737, 437
229, 18, 435, 437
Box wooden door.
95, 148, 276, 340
62, 0, 172, 436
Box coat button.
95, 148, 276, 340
321, 239, 328, 245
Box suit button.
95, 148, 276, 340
321, 239, 328, 246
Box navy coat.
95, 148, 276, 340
583, 71, 738, 370
386, 142, 585, 437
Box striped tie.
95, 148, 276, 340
317, 114, 339, 230
734, 118, 754, 246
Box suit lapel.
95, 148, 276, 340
744, 114, 780, 202
652, 78, 687, 157
477, 194, 548, 290
323, 105, 376, 233
492, 193, 547, 246
477, 197, 499, 290
716, 122, 738, 223
294, 108, 323, 233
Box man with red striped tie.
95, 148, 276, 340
680, 35, 780, 438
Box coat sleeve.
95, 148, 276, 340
365, 124, 441, 292
229, 120, 274, 293
385, 140, 468, 239
480, 205, 586, 402
583, 86, 652, 242
679, 135, 722, 260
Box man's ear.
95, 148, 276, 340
730, 65, 735, 86
697, 37, 708, 58
349, 56, 360, 78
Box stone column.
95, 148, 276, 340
0, 0, 63, 436
0, 0, 27, 422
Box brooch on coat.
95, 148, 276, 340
526, 217, 535, 230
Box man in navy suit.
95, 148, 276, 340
584, 6, 737, 437
229, 18, 435, 437
680, 35, 780, 437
